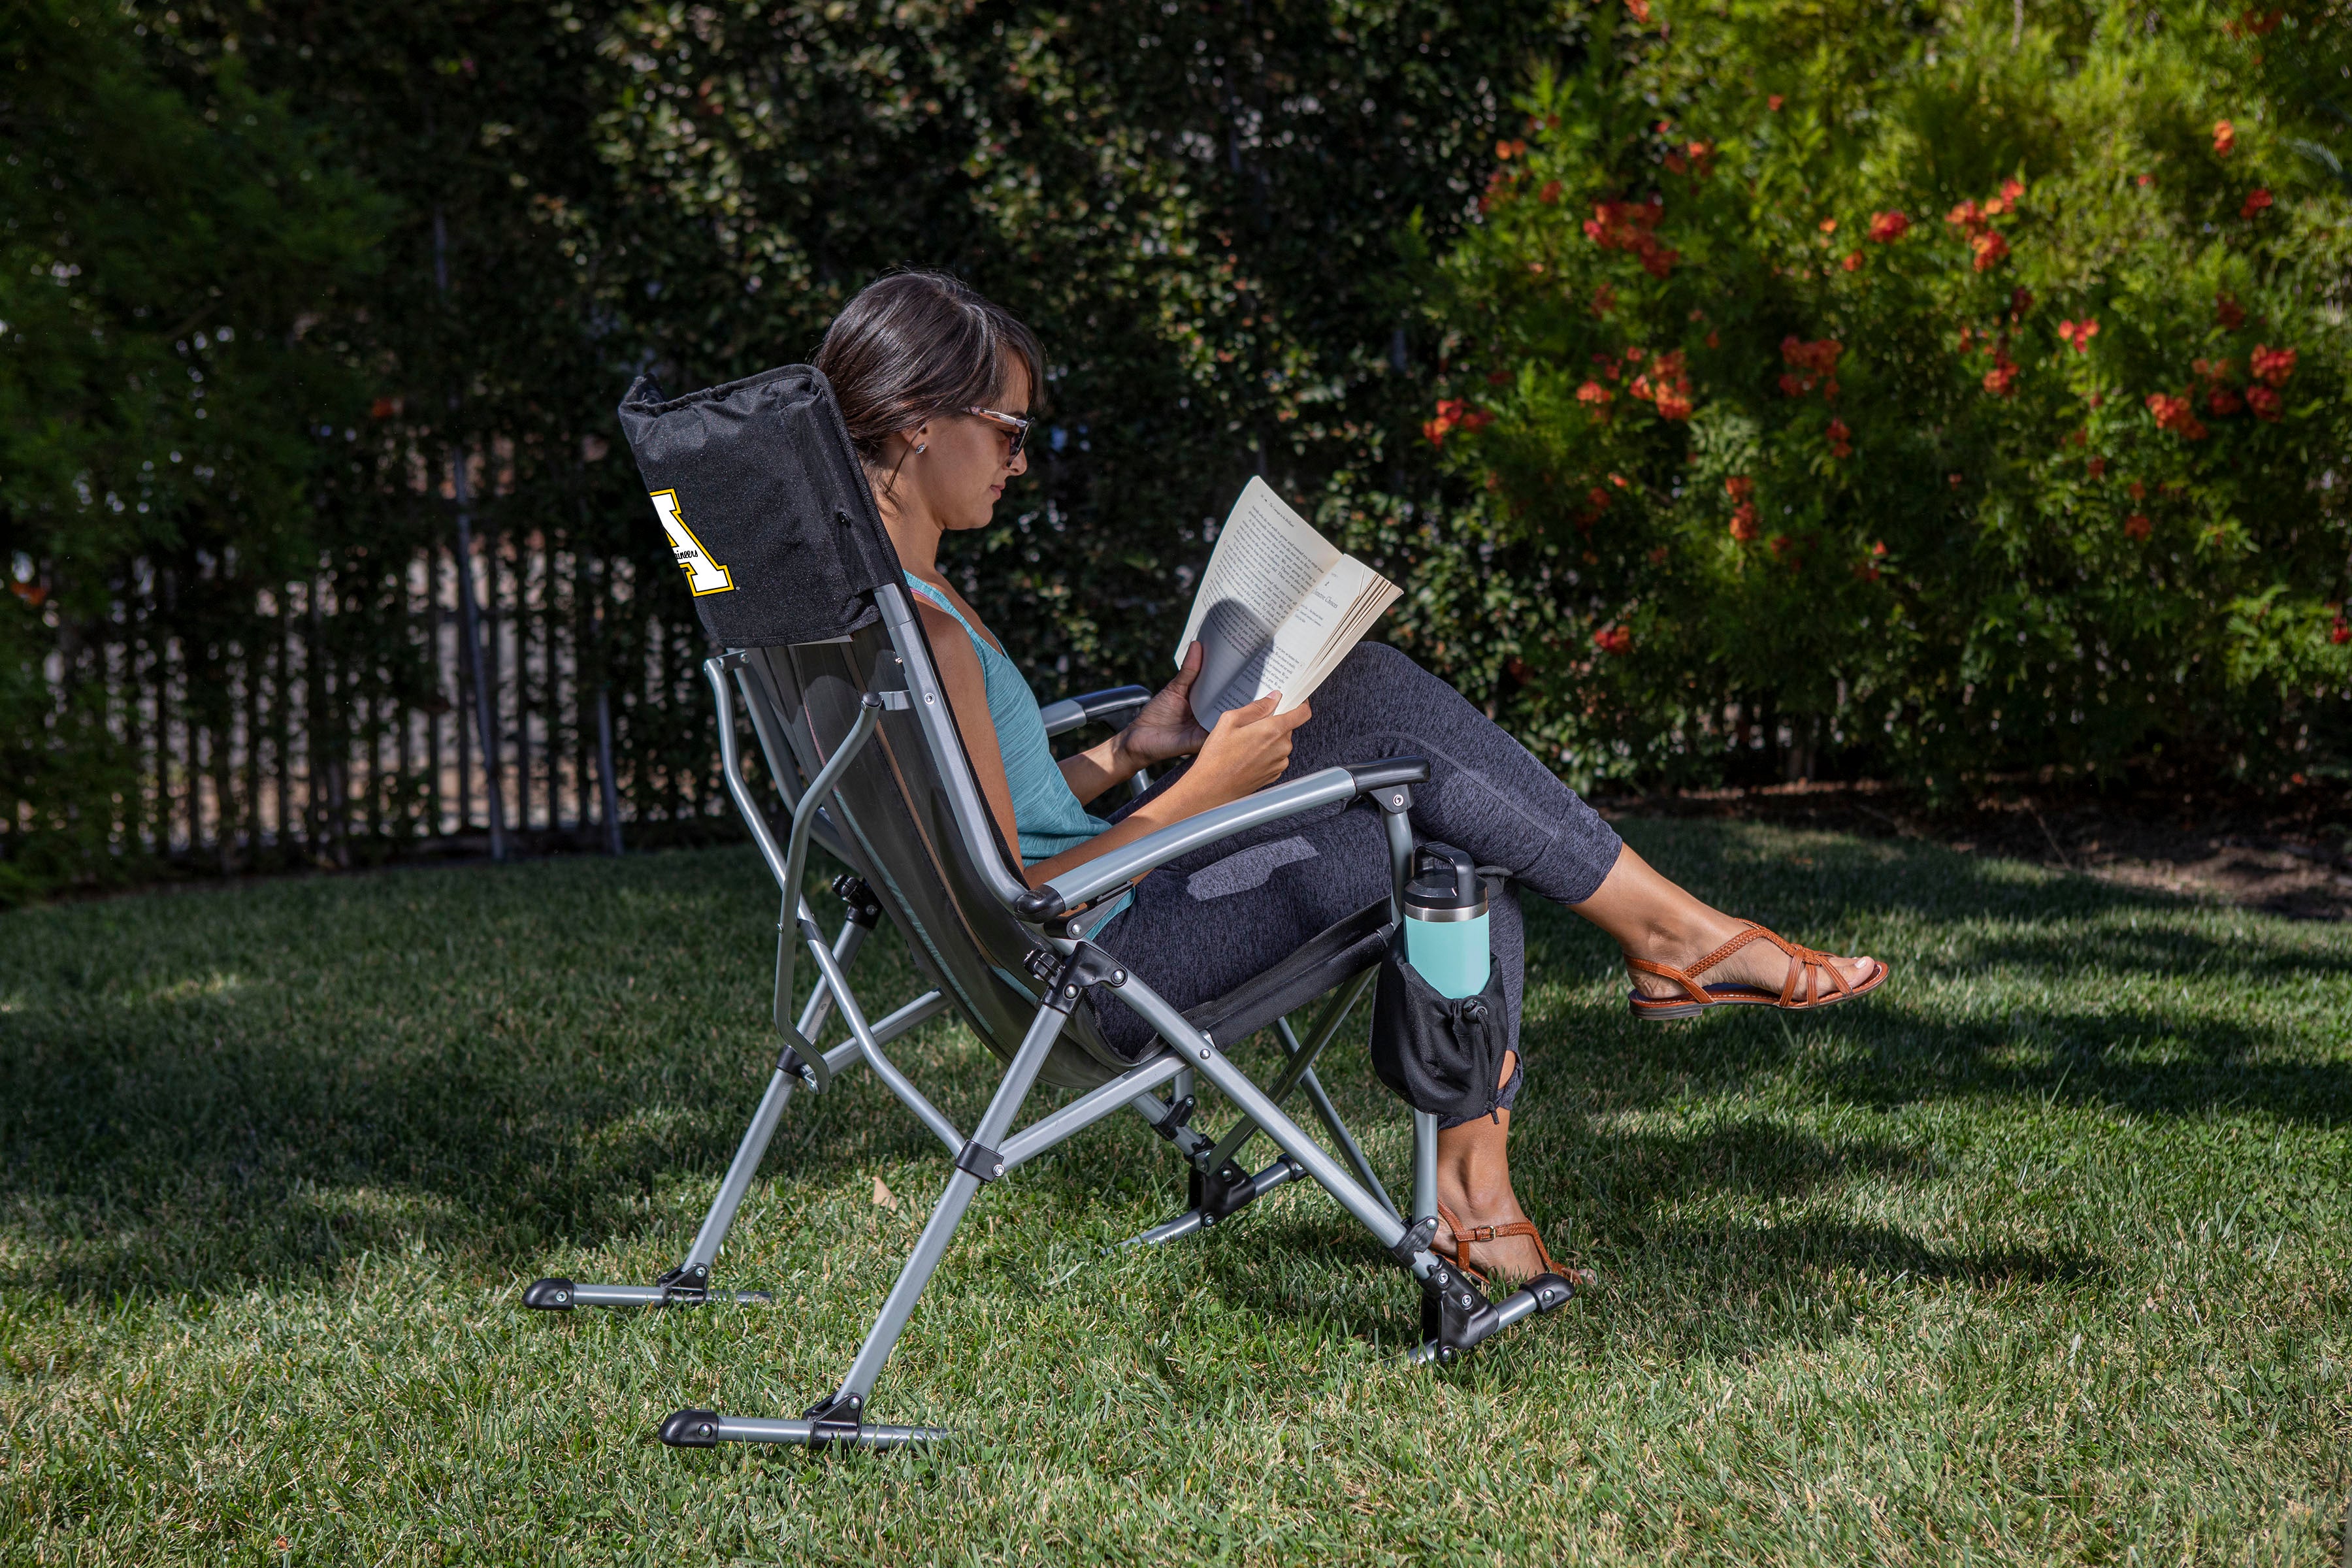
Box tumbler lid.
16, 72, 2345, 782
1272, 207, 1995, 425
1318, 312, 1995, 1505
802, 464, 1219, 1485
1403, 845, 1487, 919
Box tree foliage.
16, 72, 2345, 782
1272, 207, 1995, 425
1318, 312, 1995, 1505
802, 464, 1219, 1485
1, 0, 384, 899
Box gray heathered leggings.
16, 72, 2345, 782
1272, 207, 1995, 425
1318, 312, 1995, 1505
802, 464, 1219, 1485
1090, 642, 1624, 1125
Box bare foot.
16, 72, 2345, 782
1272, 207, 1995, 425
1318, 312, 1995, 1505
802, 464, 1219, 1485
1625, 914, 1879, 1003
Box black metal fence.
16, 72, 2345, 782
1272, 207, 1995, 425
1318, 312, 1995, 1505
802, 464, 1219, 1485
11, 459, 740, 884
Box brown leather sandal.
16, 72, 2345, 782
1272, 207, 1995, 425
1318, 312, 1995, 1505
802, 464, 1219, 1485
1435, 1201, 1597, 1290
1627, 922, 1887, 1022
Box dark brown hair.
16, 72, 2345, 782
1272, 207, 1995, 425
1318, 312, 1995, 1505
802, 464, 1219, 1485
815, 271, 1043, 466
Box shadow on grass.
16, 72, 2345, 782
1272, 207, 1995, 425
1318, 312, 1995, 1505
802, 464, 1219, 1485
0, 825, 2341, 1319
1609, 817, 2351, 981
1138, 1092, 2113, 1368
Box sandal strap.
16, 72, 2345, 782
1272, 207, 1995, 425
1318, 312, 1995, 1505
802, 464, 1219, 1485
1682, 922, 1774, 981
1625, 954, 1712, 1007
1435, 1203, 1568, 1282
1761, 930, 1855, 1007
1635, 921, 1878, 1012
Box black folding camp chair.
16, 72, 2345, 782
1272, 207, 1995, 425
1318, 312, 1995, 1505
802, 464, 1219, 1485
523, 364, 1578, 1448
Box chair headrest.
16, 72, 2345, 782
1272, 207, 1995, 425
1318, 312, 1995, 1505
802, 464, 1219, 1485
617, 365, 904, 647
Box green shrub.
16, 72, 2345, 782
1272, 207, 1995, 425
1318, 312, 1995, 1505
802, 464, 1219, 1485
1414, 0, 2352, 791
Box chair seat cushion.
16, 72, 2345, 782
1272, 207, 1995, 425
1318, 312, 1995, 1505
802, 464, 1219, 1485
1180, 897, 1395, 1049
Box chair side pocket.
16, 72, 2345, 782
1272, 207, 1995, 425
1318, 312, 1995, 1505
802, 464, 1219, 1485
1369, 934, 1511, 1121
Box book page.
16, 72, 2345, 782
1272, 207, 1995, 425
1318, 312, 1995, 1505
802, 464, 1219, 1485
1285, 557, 1402, 704
1174, 478, 1343, 727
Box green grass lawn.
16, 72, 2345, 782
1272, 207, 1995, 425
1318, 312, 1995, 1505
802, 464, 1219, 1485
3, 821, 2347, 1564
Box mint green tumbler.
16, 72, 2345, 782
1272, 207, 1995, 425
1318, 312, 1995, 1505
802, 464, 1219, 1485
1401, 845, 1490, 999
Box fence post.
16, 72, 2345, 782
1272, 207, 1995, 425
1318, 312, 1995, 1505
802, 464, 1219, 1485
434, 197, 504, 863
450, 468, 504, 862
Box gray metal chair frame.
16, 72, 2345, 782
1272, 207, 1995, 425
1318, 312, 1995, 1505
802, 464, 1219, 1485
527, 581, 1578, 1448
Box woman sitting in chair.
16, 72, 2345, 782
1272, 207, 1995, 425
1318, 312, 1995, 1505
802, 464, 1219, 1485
817, 270, 1888, 1288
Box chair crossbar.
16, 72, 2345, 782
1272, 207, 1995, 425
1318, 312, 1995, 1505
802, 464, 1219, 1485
801, 903, 964, 1156
998, 1054, 1186, 1171
1203, 968, 1376, 1173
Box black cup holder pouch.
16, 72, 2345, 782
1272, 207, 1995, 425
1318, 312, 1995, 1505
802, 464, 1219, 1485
1369, 934, 1512, 1122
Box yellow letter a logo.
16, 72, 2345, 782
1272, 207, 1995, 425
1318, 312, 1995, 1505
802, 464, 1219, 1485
648, 490, 734, 595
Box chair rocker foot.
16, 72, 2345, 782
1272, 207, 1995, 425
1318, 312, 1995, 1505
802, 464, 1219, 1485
1124, 1154, 1305, 1248
1410, 1269, 1581, 1366
522, 1273, 775, 1312
658, 1405, 951, 1450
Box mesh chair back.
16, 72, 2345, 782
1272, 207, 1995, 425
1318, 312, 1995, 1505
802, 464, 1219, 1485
615, 363, 1136, 1090
738, 607, 1138, 1091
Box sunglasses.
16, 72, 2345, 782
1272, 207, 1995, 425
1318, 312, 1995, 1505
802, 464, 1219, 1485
964, 405, 1032, 459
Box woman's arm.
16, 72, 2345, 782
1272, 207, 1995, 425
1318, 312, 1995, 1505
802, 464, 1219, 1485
1055, 642, 1211, 806
917, 600, 1028, 865
1022, 694, 1308, 887
926, 608, 1311, 892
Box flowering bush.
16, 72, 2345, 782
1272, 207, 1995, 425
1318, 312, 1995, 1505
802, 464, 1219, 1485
1411, 0, 2351, 790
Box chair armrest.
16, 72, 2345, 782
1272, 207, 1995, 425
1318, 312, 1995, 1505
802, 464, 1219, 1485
1011, 757, 1429, 920
1038, 685, 1152, 738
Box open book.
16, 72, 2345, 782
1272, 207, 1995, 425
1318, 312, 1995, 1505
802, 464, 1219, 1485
1173, 477, 1402, 730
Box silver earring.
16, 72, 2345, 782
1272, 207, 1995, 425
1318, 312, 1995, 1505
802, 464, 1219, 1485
915, 442, 927, 453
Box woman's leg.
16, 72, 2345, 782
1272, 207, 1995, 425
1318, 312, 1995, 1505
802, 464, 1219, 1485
1281, 644, 1879, 1002
1098, 642, 1877, 1276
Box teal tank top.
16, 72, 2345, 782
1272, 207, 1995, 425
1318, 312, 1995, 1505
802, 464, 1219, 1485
904, 576, 1133, 926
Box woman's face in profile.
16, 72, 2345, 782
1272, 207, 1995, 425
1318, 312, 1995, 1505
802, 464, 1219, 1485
915, 359, 1031, 535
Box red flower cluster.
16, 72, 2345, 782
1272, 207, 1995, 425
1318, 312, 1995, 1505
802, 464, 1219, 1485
1867, 210, 1910, 243
1946, 183, 2023, 271
1841, 251, 1864, 272
1576, 380, 1614, 416
2057, 318, 2100, 353
1539, 179, 1563, 205
1982, 356, 2019, 397
2333, 615, 2350, 645
2223, 8, 2283, 37
1623, 0, 1652, 24
2192, 357, 2241, 417
1590, 282, 1617, 317
1827, 417, 1852, 458
1629, 348, 1693, 420
1423, 399, 1493, 447
1584, 197, 1678, 278
2213, 120, 2237, 158
2250, 344, 2297, 387
2242, 188, 2273, 218
2146, 392, 2209, 440
2216, 294, 2247, 329
2087, 457, 2107, 478
1778, 336, 1843, 399
1661, 141, 1717, 178
1725, 475, 1759, 540
1593, 624, 1633, 655
2125, 514, 2153, 540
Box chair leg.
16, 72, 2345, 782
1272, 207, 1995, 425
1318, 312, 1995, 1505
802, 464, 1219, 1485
661, 971, 1076, 1447
1114, 972, 1580, 1365
1298, 1064, 1399, 1224
1124, 971, 1388, 1243
523, 911, 948, 1312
